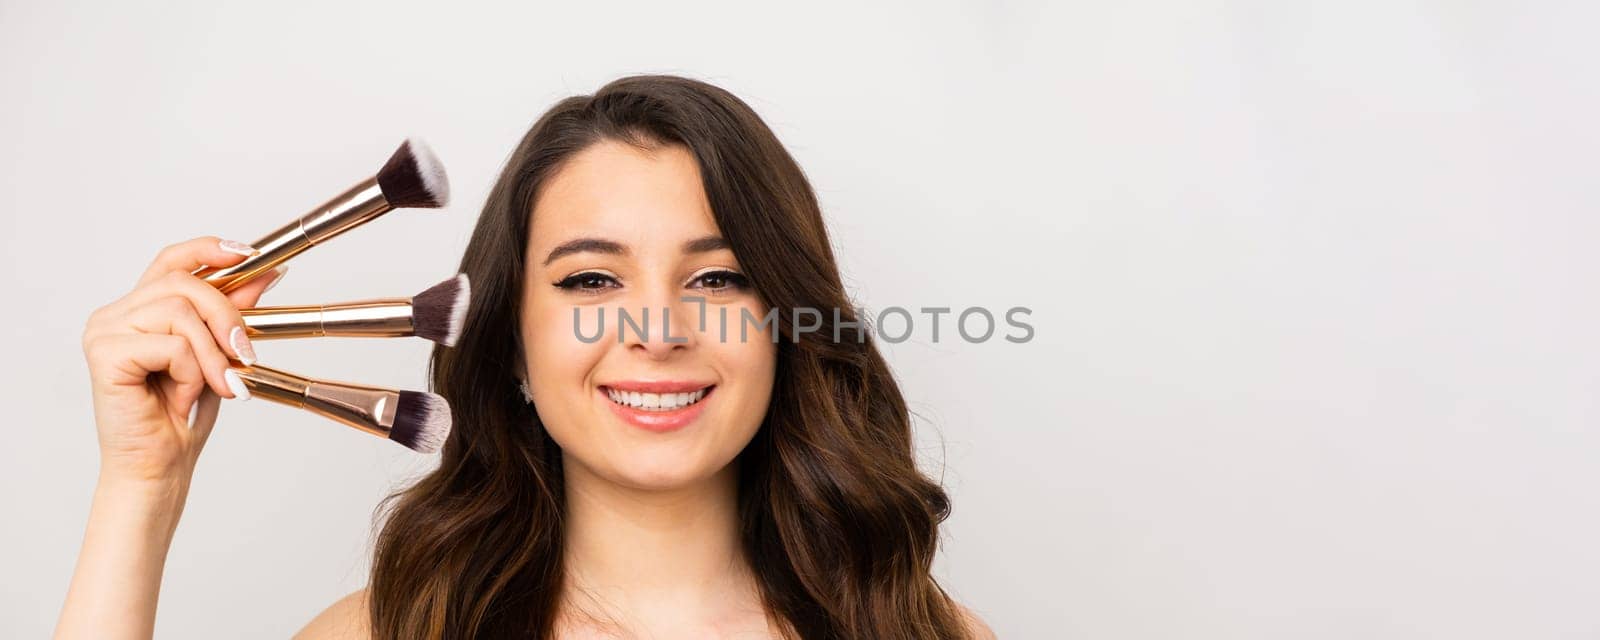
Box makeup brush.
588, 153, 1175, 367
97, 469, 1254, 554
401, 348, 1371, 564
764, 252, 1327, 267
239, 274, 471, 346
230, 362, 452, 453
195, 138, 450, 293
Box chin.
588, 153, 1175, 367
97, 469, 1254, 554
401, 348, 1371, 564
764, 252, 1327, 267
594, 450, 727, 491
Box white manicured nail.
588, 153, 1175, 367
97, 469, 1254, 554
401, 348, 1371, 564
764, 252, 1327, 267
262, 265, 288, 294
219, 239, 259, 257
229, 326, 256, 366
223, 369, 251, 401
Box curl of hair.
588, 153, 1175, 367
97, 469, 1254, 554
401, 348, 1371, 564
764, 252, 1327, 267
368, 75, 967, 639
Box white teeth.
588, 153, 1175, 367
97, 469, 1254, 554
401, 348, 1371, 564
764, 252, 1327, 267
605, 387, 708, 411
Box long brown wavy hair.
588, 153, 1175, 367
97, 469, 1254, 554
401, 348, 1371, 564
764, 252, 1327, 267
368, 74, 967, 638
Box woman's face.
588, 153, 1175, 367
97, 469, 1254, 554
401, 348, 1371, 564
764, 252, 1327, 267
521, 140, 777, 490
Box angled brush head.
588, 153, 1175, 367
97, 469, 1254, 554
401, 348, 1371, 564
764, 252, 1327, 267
390, 390, 452, 454
411, 274, 471, 347
376, 138, 450, 208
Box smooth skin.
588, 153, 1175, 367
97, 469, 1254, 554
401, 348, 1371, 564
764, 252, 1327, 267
522, 141, 779, 637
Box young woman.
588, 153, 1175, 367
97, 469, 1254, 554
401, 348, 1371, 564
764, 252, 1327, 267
58, 75, 993, 639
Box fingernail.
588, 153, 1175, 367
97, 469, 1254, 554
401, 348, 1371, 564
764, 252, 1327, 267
229, 326, 257, 366
262, 265, 288, 294
223, 369, 251, 401
219, 239, 259, 257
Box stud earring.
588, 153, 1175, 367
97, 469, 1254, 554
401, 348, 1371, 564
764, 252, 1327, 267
518, 378, 534, 404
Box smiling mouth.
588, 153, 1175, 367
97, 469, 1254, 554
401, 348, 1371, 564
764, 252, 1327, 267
602, 385, 715, 412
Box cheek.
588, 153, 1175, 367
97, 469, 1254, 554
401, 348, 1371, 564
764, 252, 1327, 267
523, 303, 606, 408
711, 301, 778, 428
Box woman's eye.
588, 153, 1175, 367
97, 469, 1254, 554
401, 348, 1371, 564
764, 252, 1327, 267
554, 272, 620, 293
689, 270, 750, 293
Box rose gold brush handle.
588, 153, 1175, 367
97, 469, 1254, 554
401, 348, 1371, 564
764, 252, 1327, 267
230, 362, 399, 440
195, 177, 391, 293
240, 299, 414, 340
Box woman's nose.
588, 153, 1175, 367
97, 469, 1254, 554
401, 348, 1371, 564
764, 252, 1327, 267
618, 288, 699, 359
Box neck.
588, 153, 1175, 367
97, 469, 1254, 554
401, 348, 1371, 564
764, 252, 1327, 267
559, 456, 761, 631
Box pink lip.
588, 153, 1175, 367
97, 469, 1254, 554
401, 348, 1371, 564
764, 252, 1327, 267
602, 380, 715, 393
599, 382, 716, 433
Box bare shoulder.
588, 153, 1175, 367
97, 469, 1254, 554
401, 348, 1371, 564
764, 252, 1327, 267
957, 601, 997, 640
294, 588, 372, 640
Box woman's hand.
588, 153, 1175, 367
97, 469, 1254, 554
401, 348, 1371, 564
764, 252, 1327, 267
57, 236, 286, 640
80, 237, 284, 490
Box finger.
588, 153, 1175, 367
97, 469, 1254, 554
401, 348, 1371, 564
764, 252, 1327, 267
121, 271, 255, 367
88, 334, 206, 405
125, 296, 238, 398
137, 236, 261, 288
225, 264, 288, 310
188, 388, 222, 448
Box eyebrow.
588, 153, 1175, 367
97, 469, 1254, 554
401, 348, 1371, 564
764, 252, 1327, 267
542, 234, 730, 266
683, 235, 730, 254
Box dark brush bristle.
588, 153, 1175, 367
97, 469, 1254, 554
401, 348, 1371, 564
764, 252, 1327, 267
389, 390, 452, 453
375, 138, 450, 208
411, 274, 471, 347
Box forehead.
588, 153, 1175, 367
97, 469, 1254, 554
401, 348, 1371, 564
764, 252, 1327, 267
528, 140, 719, 249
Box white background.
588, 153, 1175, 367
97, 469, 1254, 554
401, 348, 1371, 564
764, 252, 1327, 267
3, 1, 1597, 637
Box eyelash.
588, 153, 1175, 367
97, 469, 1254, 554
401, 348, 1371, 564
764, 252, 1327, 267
552, 270, 751, 295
